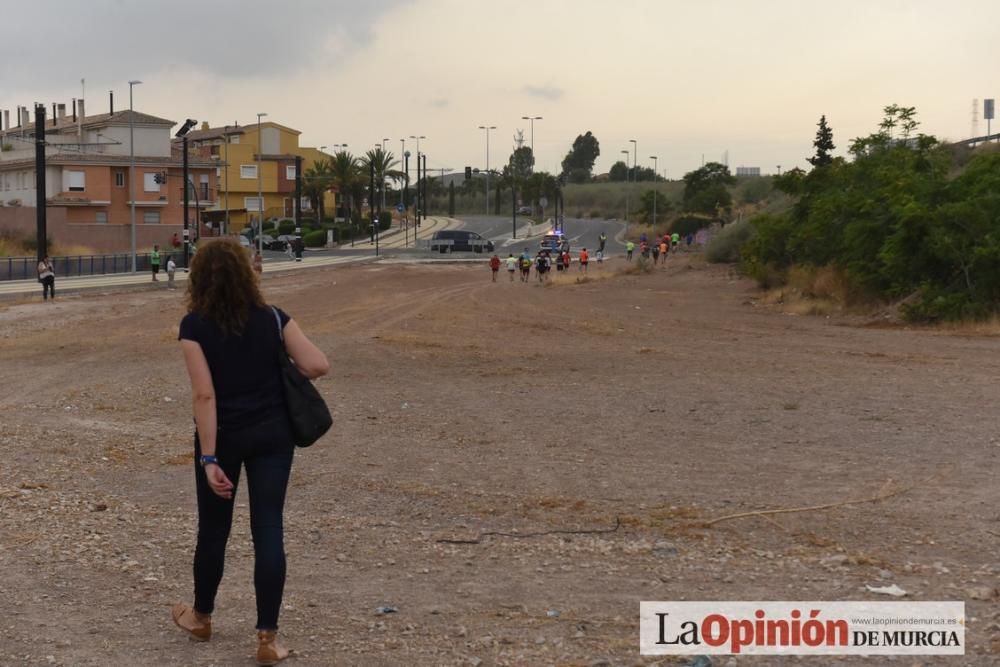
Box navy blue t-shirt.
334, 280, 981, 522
179, 305, 291, 429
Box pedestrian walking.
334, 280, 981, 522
671, 232, 680, 249
37, 255, 55, 301
505, 253, 518, 282
596, 249, 604, 265
659, 240, 668, 264
150, 244, 162, 282
520, 254, 532, 282
172, 239, 329, 666
535, 252, 547, 283
555, 251, 565, 272
489, 253, 501, 282
598, 232, 607, 254
293, 238, 304, 262
167, 255, 177, 289
252, 251, 263, 276
626, 241, 635, 261
651, 243, 660, 265
579, 248, 589, 273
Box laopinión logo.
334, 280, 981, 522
639, 601, 965, 656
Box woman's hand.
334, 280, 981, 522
204, 464, 234, 499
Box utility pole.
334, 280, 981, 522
294, 155, 303, 236
34, 105, 47, 261
478, 125, 495, 216
128, 80, 142, 272
650, 155, 658, 227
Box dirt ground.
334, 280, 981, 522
1, 255, 998, 666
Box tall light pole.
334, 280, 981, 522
380, 139, 389, 209
399, 139, 406, 207
224, 125, 231, 236
621, 149, 630, 226
409, 136, 425, 221
521, 115, 542, 164
128, 80, 141, 273
331, 143, 348, 221
382, 137, 389, 152
256, 112, 268, 256
650, 155, 658, 227
478, 125, 495, 216
629, 139, 637, 181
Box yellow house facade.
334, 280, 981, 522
179, 121, 336, 232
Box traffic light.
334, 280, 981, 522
464, 166, 472, 180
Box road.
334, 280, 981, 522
449, 215, 626, 255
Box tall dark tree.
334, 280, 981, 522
508, 146, 534, 181
609, 160, 629, 182
807, 115, 836, 168
560, 131, 601, 183
682, 162, 735, 214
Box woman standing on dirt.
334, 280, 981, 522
37, 255, 55, 301
171, 239, 329, 666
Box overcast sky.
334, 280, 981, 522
3, 0, 998, 178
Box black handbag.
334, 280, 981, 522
271, 307, 332, 447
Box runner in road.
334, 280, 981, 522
505, 254, 518, 282
489, 253, 501, 282
579, 248, 589, 273
598, 232, 607, 254
626, 240, 635, 261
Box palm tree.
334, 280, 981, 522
329, 151, 361, 221
360, 148, 404, 212
301, 158, 334, 224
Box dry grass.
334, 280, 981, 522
937, 315, 1000, 337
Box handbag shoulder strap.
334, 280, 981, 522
270, 306, 284, 343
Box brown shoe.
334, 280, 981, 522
171, 603, 212, 642
256, 630, 290, 666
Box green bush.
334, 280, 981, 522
706, 221, 755, 263
277, 219, 296, 235
668, 215, 713, 237
303, 229, 327, 248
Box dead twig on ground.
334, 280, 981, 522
701, 473, 945, 528
437, 517, 621, 545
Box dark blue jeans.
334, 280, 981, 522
192, 413, 294, 630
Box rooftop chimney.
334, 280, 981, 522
3, 110, 9, 131
21, 107, 30, 127
58, 103, 66, 120
72, 98, 77, 122
52, 103, 57, 126
77, 99, 85, 120
201, 121, 210, 131
109, 90, 114, 114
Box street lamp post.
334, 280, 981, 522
256, 112, 267, 257
478, 125, 495, 216
629, 139, 637, 181
224, 126, 231, 236
174, 119, 197, 269
650, 155, 658, 227
521, 115, 542, 162
399, 139, 406, 208
409, 136, 425, 223
621, 149, 630, 226
128, 80, 141, 273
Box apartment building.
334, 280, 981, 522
180, 120, 335, 230
0, 99, 216, 252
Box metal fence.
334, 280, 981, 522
0, 251, 188, 282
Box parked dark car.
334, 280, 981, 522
429, 230, 494, 253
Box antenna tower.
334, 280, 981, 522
971, 99, 979, 138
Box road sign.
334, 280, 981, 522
986, 99, 995, 121
396, 203, 404, 213
539, 197, 548, 208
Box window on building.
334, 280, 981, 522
230, 136, 240, 144
200, 174, 210, 200
95, 211, 108, 224
244, 196, 262, 211
143, 211, 160, 224
240, 165, 257, 179
300, 196, 312, 210
66, 170, 86, 192
114, 171, 125, 187
286, 165, 296, 180
143, 173, 160, 192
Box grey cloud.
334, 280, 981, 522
0, 0, 409, 88
523, 83, 564, 101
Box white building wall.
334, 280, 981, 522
97, 126, 171, 157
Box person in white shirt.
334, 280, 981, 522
37, 255, 55, 301
167, 255, 178, 290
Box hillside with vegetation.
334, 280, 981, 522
729, 106, 1000, 321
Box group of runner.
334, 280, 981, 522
489, 247, 596, 283
625, 231, 688, 264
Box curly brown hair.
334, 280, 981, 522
186, 239, 264, 336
